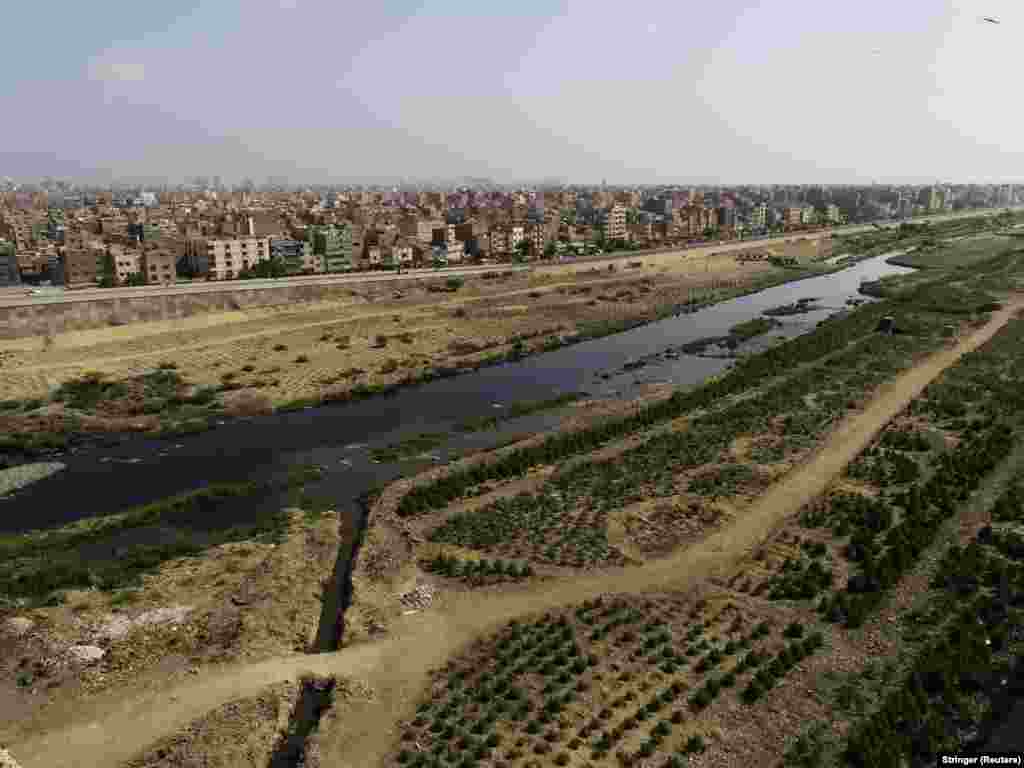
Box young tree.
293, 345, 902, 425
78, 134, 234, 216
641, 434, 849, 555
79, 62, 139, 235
97, 252, 118, 288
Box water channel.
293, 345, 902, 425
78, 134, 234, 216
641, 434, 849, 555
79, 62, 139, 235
0, 252, 916, 534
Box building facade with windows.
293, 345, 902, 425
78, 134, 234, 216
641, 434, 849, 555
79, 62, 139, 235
270, 237, 319, 274
184, 236, 270, 279
0, 240, 19, 286
307, 224, 353, 272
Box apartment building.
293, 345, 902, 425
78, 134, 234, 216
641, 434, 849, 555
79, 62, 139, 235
490, 224, 524, 255
390, 242, 414, 266
446, 240, 465, 263
0, 240, 18, 287
0, 213, 39, 251
400, 217, 444, 246
749, 203, 768, 229
184, 236, 270, 279
270, 238, 320, 274
108, 244, 140, 283
63, 247, 104, 287
604, 203, 627, 240
308, 224, 353, 272
140, 249, 178, 285
783, 207, 803, 227
525, 223, 546, 256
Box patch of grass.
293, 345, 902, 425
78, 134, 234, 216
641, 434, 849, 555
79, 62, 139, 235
51, 371, 129, 410
276, 396, 323, 413
728, 316, 781, 342
0, 480, 290, 604
371, 433, 447, 463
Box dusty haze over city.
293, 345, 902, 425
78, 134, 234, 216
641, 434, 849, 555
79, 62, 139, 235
2, 0, 1022, 185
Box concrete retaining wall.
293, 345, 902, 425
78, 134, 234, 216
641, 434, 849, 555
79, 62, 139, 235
0, 282, 362, 340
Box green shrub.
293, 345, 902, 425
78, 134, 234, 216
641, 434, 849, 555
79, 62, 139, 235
783, 621, 805, 638
684, 734, 705, 754
741, 681, 763, 703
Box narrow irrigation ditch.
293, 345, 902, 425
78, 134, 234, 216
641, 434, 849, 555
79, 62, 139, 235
268, 489, 376, 766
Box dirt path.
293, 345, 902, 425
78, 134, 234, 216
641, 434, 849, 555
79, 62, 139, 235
8, 299, 1021, 768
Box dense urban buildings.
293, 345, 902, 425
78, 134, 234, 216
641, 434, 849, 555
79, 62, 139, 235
0, 177, 1018, 289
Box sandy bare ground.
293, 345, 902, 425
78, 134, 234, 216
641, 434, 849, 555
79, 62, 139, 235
0, 254, 776, 404
7, 297, 1020, 768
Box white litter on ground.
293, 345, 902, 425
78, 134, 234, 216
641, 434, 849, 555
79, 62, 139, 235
67, 645, 106, 664
95, 605, 194, 642
3, 617, 34, 637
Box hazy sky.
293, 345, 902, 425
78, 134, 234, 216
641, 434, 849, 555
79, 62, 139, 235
2, 0, 1021, 184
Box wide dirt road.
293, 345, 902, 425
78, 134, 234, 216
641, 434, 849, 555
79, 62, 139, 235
8, 298, 1022, 768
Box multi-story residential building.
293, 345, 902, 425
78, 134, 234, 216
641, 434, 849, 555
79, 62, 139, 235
488, 224, 524, 256
525, 223, 546, 256
0, 213, 39, 252
270, 237, 319, 274
0, 240, 19, 286
596, 203, 627, 241
391, 242, 414, 266
108, 244, 140, 283
63, 247, 104, 287
783, 207, 803, 227
140, 248, 178, 285
718, 206, 737, 230
401, 217, 444, 246
824, 204, 842, 223
308, 224, 353, 272
184, 236, 270, 279
446, 240, 465, 263
749, 203, 768, 230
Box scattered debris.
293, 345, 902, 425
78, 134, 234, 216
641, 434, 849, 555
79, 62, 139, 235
398, 583, 435, 612
68, 645, 106, 664
93, 605, 194, 642
3, 617, 35, 637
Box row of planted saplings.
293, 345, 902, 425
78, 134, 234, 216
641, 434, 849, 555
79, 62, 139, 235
746, 537, 833, 601
843, 526, 1024, 767
423, 552, 534, 581
398, 602, 700, 765
396, 298, 903, 517
398, 615, 595, 766
813, 422, 1016, 628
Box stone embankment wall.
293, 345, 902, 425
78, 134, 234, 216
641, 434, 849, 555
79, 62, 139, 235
0, 281, 389, 340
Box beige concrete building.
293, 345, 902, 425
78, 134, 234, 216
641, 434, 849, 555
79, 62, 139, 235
604, 203, 627, 241
446, 240, 465, 262
63, 247, 103, 287
108, 244, 141, 283
184, 236, 270, 279
141, 249, 178, 285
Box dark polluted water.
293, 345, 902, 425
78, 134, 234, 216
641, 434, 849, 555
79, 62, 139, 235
0, 251, 915, 534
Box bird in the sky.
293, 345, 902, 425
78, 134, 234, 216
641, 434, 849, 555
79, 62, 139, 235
982, 16, 1001, 24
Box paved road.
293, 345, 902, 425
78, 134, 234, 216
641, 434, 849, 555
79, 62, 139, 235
6, 296, 1022, 768
0, 263, 531, 308
1, 207, 1016, 309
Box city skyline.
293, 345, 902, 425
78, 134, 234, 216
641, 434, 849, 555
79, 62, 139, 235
2, 0, 1021, 184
